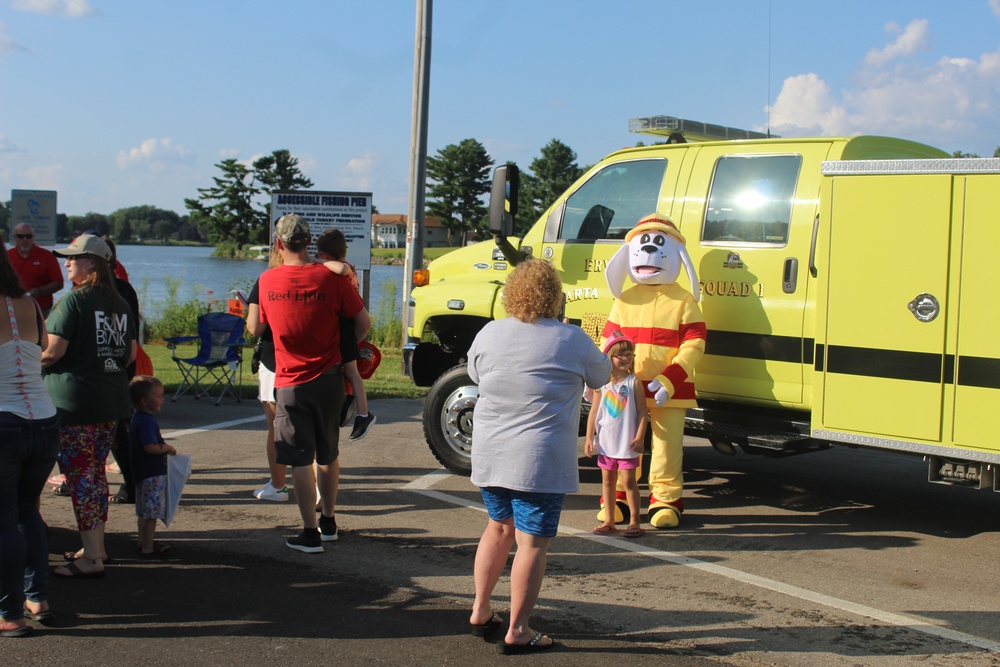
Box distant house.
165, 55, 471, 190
371, 214, 451, 248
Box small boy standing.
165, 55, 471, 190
128, 375, 177, 557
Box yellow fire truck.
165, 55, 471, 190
405, 115, 1000, 488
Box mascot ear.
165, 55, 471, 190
679, 244, 701, 302
605, 244, 631, 299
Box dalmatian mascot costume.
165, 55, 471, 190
599, 212, 706, 528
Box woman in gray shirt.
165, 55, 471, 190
467, 259, 609, 654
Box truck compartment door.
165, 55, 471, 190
952, 175, 1000, 452
820, 174, 950, 441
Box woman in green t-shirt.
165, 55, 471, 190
41, 235, 135, 579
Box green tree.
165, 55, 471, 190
252, 149, 314, 192
251, 149, 315, 244
952, 150, 980, 158
65, 212, 109, 239
512, 139, 584, 236
426, 139, 493, 246
994, 146, 1000, 158
108, 205, 180, 242
185, 159, 262, 249
186, 150, 314, 248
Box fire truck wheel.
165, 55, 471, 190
422, 365, 476, 476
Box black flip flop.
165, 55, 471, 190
0, 624, 31, 638
470, 611, 503, 638
497, 632, 556, 655
23, 609, 55, 624
53, 561, 105, 579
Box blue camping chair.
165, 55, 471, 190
164, 312, 246, 405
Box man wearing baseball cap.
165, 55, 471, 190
250, 214, 371, 553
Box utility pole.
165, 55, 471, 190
402, 0, 432, 346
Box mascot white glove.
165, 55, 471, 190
647, 379, 669, 406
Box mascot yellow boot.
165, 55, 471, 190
597, 213, 705, 529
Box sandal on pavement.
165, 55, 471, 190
622, 526, 645, 538
23, 608, 55, 624
138, 541, 171, 557
63, 550, 112, 564
0, 621, 31, 638
470, 611, 503, 638
592, 524, 617, 535
497, 632, 555, 655
53, 561, 105, 579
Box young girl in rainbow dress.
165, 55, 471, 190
585, 331, 649, 538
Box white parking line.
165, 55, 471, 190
163, 414, 265, 439
404, 470, 1000, 653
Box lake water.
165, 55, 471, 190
52, 245, 405, 319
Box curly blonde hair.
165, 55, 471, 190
502, 258, 563, 323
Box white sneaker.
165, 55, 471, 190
254, 481, 288, 502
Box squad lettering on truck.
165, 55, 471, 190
700, 280, 761, 297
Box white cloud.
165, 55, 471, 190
10, 0, 96, 17
769, 73, 852, 135
23, 163, 65, 190
768, 18, 1000, 155
0, 22, 29, 53
863, 19, 931, 68
117, 138, 194, 172
991, 0, 1000, 19
338, 152, 381, 191
0, 134, 17, 152
218, 148, 241, 159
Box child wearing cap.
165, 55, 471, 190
585, 331, 649, 538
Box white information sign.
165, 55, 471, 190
11, 190, 57, 246
270, 190, 372, 271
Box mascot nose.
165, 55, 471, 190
641, 244, 657, 254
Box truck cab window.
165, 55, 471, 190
703, 154, 802, 246
558, 159, 666, 242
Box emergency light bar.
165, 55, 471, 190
629, 115, 774, 143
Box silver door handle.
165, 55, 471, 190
907, 293, 939, 322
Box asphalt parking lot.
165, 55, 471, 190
7, 395, 999, 667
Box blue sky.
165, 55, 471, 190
2, 0, 999, 218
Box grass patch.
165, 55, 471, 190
144, 343, 426, 401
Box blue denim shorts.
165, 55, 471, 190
479, 487, 565, 538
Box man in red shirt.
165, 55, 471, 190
7, 223, 63, 315
252, 214, 370, 553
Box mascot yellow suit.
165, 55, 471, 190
599, 212, 705, 529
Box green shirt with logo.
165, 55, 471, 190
45, 286, 135, 425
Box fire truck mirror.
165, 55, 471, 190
489, 164, 519, 237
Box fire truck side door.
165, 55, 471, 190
680, 145, 828, 406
